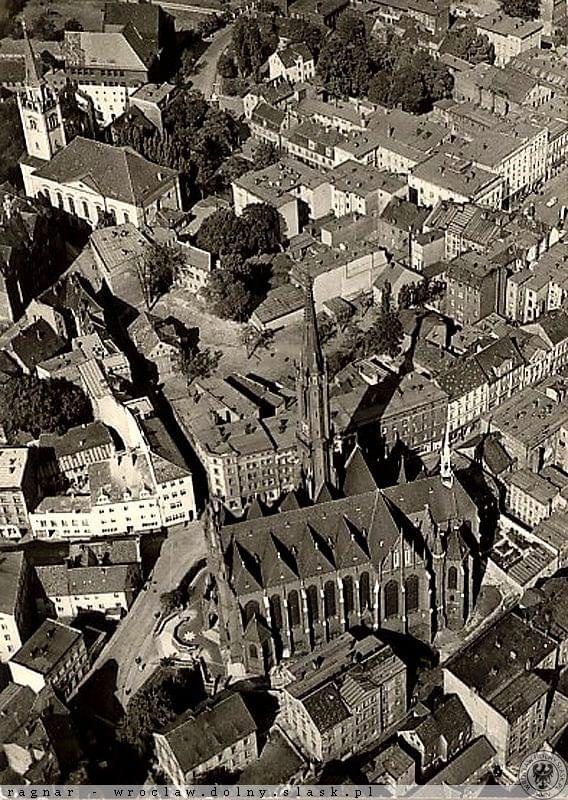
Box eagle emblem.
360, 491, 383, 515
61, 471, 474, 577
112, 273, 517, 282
532, 763, 555, 791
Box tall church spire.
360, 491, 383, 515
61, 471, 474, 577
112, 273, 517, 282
296, 279, 333, 501
22, 19, 42, 88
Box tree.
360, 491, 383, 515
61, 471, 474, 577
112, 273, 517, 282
501, 0, 539, 19
64, 17, 83, 31
218, 52, 237, 79
253, 141, 279, 170
317, 11, 370, 98
0, 98, 25, 184
0, 374, 92, 441
442, 24, 495, 64
32, 12, 61, 41
334, 303, 355, 330
179, 346, 222, 383
232, 16, 264, 77
240, 324, 274, 359
241, 203, 284, 255
201, 271, 256, 321
119, 679, 178, 757
138, 243, 183, 308
367, 310, 404, 358
280, 18, 325, 57
160, 588, 185, 616
195, 207, 243, 256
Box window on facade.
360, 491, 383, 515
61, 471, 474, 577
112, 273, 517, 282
288, 590, 301, 627
324, 581, 336, 618
269, 594, 283, 630
249, 644, 258, 660
306, 584, 319, 622
448, 566, 458, 590
405, 574, 419, 613
384, 581, 399, 618
343, 576, 354, 613
244, 600, 259, 623
359, 571, 371, 611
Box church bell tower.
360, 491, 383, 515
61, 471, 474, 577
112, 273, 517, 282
296, 280, 334, 500
17, 21, 66, 163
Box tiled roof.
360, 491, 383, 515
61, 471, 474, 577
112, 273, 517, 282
34, 137, 177, 207
35, 563, 140, 598
159, 693, 256, 774
425, 737, 496, 785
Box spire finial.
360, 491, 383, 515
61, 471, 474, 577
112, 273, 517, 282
441, 426, 453, 489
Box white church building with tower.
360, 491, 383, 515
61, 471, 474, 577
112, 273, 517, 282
17, 29, 182, 230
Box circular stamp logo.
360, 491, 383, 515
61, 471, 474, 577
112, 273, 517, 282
520, 751, 567, 798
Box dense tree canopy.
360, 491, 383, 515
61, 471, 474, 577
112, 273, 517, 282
0, 98, 25, 185
0, 374, 93, 441
317, 15, 453, 112
442, 24, 495, 64
253, 141, 279, 170
196, 204, 284, 259
501, 0, 539, 19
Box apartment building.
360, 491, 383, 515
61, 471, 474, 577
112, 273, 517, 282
505, 242, 568, 323
476, 14, 542, 67
154, 693, 258, 785
232, 158, 332, 237
268, 44, 315, 84
328, 161, 407, 217
502, 467, 568, 528
0, 447, 39, 540
409, 151, 504, 210
38, 422, 115, 486
273, 633, 407, 762
334, 109, 448, 175
444, 251, 503, 327
444, 613, 556, 765
35, 561, 142, 621
63, 2, 171, 126
9, 620, 89, 701
0, 552, 32, 661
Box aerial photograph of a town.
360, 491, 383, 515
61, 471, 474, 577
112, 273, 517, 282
0, 0, 566, 790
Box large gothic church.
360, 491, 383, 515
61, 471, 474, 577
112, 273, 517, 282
206, 287, 481, 677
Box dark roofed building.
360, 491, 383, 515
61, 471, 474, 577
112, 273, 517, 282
444, 612, 557, 765
425, 736, 496, 785
9, 620, 89, 701
154, 693, 258, 784
399, 694, 473, 777
274, 632, 407, 761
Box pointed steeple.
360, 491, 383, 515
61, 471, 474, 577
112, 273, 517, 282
301, 277, 324, 375
22, 19, 42, 88
296, 277, 333, 501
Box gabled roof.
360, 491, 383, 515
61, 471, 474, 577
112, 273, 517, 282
342, 445, 377, 496
34, 137, 177, 207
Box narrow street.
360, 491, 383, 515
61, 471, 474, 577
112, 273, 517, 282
190, 22, 235, 99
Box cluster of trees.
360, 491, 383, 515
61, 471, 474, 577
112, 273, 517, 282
197, 204, 284, 322
317, 12, 453, 113
398, 279, 445, 309
178, 345, 221, 384
442, 24, 495, 64
0, 374, 92, 441
501, 0, 539, 19
0, 0, 26, 37
327, 309, 404, 377
112, 90, 239, 200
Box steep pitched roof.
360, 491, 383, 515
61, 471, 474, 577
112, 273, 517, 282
342, 445, 377, 496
